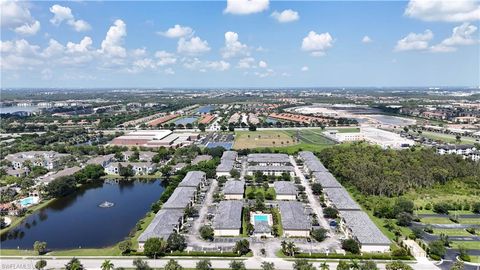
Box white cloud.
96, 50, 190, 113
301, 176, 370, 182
205, 60, 230, 71
255, 68, 274, 78
164, 68, 175, 75
66, 36, 93, 53
177, 36, 210, 55
100, 19, 127, 58
271, 9, 299, 23
0, 39, 42, 70
237, 57, 255, 68
1, 1, 40, 35
430, 22, 478, 52
131, 48, 147, 58
224, 0, 269, 15
183, 58, 230, 71
159, 24, 193, 38
394, 29, 433, 51
221, 31, 249, 58
14, 20, 40, 35
301, 66, 309, 72
41, 68, 53, 80
155, 50, 177, 66
405, 0, 480, 22
362, 35, 373, 43
49, 4, 90, 32
258, 60, 267, 68
301, 31, 334, 56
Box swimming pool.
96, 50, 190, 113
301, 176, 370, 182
18, 197, 38, 207
254, 214, 269, 223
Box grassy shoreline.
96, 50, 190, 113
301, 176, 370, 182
0, 198, 56, 236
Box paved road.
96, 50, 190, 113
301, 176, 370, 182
289, 156, 329, 231
0, 257, 441, 270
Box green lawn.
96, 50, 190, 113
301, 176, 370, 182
415, 209, 475, 215
451, 241, 480, 250
459, 218, 480, 225
432, 229, 473, 237
271, 208, 283, 237
421, 217, 454, 224
469, 255, 480, 263
245, 186, 276, 199
1, 198, 56, 235
412, 131, 479, 145
329, 127, 361, 133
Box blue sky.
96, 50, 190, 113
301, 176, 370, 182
1, 0, 479, 88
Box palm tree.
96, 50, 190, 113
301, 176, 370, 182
320, 262, 329, 270
101, 260, 114, 270
349, 259, 360, 270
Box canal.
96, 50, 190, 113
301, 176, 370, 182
1, 180, 165, 250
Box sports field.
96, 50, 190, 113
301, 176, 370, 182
234, 130, 296, 149
234, 129, 335, 153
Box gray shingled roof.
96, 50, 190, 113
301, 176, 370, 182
87, 154, 114, 166
38, 166, 82, 184
312, 172, 342, 188
339, 210, 390, 245
178, 171, 205, 188
278, 201, 311, 230
247, 153, 290, 164
162, 187, 196, 209
223, 180, 245, 195
273, 181, 297, 195
213, 200, 243, 229
192, 155, 212, 165
138, 209, 184, 242
323, 187, 361, 211
299, 151, 327, 173
217, 159, 235, 172
221, 151, 238, 161
247, 165, 294, 172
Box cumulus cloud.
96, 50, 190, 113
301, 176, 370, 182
271, 9, 299, 23
405, 0, 480, 22
394, 29, 433, 51
258, 60, 267, 68
164, 68, 175, 75
14, 20, 40, 35
205, 60, 230, 71
155, 50, 177, 66
221, 31, 249, 58
430, 22, 478, 52
301, 31, 334, 56
237, 57, 256, 68
255, 68, 274, 78
159, 24, 193, 38
224, 0, 269, 15
183, 58, 229, 71
177, 36, 210, 55
362, 35, 373, 43
0, 39, 42, 70
49, 4, 91, 32
301, 66, 309, 72
1, 1, 40, 35
100, 19, 127, 58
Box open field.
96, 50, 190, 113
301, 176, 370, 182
234, 130, 296, 149
415, 131, 479, 144
234, 129, 335, 153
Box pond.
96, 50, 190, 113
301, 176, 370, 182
196, 105, 215, 114
0, 180, 165, 250
174, 117, 198, 125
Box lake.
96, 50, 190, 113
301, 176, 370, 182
0, 106, 40, 114
0, 180, 165, 250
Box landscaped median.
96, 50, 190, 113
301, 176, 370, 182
277, 250, 413, 261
